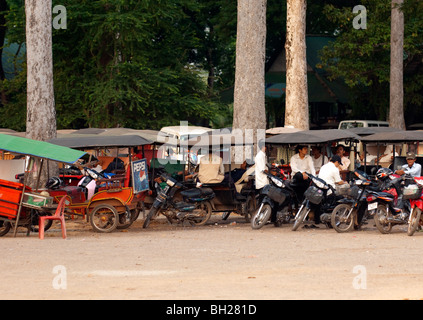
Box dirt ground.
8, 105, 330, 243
1, 212, 423, 300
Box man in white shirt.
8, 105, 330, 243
395, 152, 421, 177
290, 145, 316, 179
318, 155, 347, 189
255, 140, 268, 190
335, 145, 351, 171
311, 146, 328, 174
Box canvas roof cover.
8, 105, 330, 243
48, 134, 153, 149
265, 129, 360, 145
0, 133, 86, 164
360, 130, 423, 143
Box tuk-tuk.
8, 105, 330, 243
179, 131, 258, 222
48, 133, 154, 232
0, 134, 87, 237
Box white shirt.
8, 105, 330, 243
255, 150, 268, 189
339, 156, 350, 171
290, 154, 316, 176
401, 162, 422, 177
312, 154, 328, 172
318, 161, 342, 189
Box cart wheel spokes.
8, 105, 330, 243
90, 204, 119, 233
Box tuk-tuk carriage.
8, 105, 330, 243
178, 132, 258, 222
48, 134, 153, 232
266, 129, 361, 180
0, 134, 87, 237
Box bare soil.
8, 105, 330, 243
1, 212, 423, 300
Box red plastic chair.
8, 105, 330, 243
39, 196, 68, 240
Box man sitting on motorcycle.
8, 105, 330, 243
395, 152, 421, 178
318, 155, 347, 189
311, 155, 347, 226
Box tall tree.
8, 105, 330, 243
285, 0, 309, 130
25, 0, 57, 187
25, 0, 56, 141
389, 0, 405, 129
232, 0, 267, 159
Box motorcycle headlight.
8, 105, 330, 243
270, 175, 283, 188
166, 179, 175, 187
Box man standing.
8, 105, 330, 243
255, 140, 268, 190
395, 152, 421, 177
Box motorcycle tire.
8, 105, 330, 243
292, 205, 310, 231
189, 201, 212, 226
407, 207, 422, 237
251, 204, 272, 230
0, 221, 11, 237
117, 205, 133, 230
331, 203, 355, 233
143, 206, 160, 228
374, 204, 393, 234
30, 209, 53, 233
243, 195, 257, 223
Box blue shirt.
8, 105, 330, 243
402, 162, 422, 177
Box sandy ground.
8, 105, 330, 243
1, 212, 423, 300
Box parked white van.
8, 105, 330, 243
338, 120, 389, 129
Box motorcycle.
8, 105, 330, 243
406, 179, 423, 236
292, 173, 338, 231
251, 170, 301, 230
367, 169, 413, 234
143, 171, 215, 228
331, 170, 380, 233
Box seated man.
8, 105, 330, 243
229, 160, 248, 183
395, 152, 422, 177
197, 153, 225, 184
335, 145, 350, 171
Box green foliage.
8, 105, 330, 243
319, 0, 423, 121
1, 0, 228, 130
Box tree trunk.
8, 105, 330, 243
285, 0, 309, 130
25, 0, 57, 187
233, 0, 267, 161
389, 0, 405, 130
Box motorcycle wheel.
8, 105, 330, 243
331, 204, 355, 233
292, 206, 309, 231
89, 204, 119, 233
30, 209, 53, 233
251, 204, 272, 230
374, 204, 393, 234
407, 207, 422, 237
117, 206, 133, 230
143, 206, 160, 228
243, 195, 257, 223
0, 221, 11, 237
189, 201, 212, 226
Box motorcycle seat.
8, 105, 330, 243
181, 188, 214, 198
370, 191, 395, 199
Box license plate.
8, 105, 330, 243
368, 202, 378, 211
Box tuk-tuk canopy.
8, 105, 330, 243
360, 130, 423, 143
265, 129, 361, 145
48, 134, 153, 149
0, 134, 86, 164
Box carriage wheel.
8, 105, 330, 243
89, 204, 119, 233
